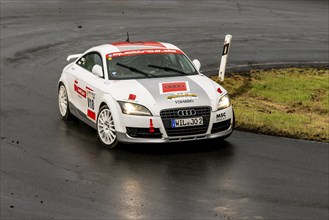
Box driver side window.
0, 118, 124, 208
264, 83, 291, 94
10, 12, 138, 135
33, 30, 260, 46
77, 52, 103, 77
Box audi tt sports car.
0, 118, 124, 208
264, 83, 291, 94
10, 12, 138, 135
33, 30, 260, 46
58, 41, 234, 148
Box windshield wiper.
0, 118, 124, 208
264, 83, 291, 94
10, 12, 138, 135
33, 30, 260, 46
148, 64, 188, 75
116, 62, 157, 78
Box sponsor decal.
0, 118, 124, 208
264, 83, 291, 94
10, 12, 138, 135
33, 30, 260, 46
174, 99, 194, 104
160, 81, 189, 94
166, 93, 198, 100
166, 92, 198, 105
86, 90, 95, 100
216, 112, 226, 121
165, 91, 198, 105
74, 84, 86, 98
106, 49, 183, 58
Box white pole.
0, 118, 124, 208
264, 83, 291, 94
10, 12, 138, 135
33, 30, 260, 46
218, 34, 232, 81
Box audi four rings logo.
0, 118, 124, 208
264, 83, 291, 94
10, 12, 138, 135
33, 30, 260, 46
177, 109, 197, 117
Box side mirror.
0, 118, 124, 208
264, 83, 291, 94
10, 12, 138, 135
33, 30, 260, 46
192, 59, 201, 72
92, 64, 103, 78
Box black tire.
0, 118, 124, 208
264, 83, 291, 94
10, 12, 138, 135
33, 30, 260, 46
96, 105, 118, 148
58, 83, 72, 120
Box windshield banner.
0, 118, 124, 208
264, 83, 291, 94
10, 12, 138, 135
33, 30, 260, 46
106, 49, 183, 59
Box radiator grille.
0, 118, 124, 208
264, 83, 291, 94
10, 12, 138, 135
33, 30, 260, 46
160, 106, 211, 137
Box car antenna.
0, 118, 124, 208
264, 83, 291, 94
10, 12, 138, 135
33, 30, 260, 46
125, 32, 130, 42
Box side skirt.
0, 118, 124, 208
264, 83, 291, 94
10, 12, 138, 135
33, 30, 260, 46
69, 102, 97, 129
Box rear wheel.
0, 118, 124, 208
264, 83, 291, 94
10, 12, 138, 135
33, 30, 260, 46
97, 105, 118, 148
58, 84, 72, 120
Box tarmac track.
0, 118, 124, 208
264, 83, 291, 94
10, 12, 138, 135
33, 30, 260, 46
1, 0, 328, 219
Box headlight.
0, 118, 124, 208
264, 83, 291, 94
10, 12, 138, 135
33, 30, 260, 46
118, 101, 152, 116
217, 94, 231, 110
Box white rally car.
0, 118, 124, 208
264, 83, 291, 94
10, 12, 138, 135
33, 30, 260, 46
58, 41, 234, 148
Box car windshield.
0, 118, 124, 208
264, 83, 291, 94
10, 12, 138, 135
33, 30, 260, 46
106, 52, 198, 79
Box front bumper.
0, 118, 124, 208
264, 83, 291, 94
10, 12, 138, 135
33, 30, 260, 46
116, 105, 234, 143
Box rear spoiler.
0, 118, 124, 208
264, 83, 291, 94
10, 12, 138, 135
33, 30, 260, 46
67, 54, 82, 61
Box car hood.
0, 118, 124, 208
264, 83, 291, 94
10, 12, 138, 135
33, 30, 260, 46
105, 75, 226, 116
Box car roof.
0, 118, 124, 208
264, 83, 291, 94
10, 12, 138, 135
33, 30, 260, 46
85, 41, 182, 55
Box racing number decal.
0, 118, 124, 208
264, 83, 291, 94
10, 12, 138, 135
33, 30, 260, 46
86, 87, 96, 120
88, 99, 94, 110
74, 81, 96, 120
87, 93, 95, 110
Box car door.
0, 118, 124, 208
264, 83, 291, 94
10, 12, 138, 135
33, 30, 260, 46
65, 54, 90, 115
65, 57, 87, 113
75, 52, 105, 122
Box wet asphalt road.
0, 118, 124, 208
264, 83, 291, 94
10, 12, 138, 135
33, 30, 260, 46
1, 0, 328, 219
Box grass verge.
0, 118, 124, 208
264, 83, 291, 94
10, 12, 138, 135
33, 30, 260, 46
212, 67, 329, 142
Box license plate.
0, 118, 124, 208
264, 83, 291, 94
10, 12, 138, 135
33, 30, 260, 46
171, 117, 203, 128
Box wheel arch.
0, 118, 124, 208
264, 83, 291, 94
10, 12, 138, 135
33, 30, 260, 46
58, 81, 65, 91
97, 94, 125, 133
99, 101, 108, 111
57, 69, 73, 100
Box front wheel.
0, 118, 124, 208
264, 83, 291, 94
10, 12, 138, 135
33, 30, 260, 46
97, 105, 118, 148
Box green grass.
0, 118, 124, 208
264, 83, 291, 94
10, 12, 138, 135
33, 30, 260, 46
212, 68, 329, 142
